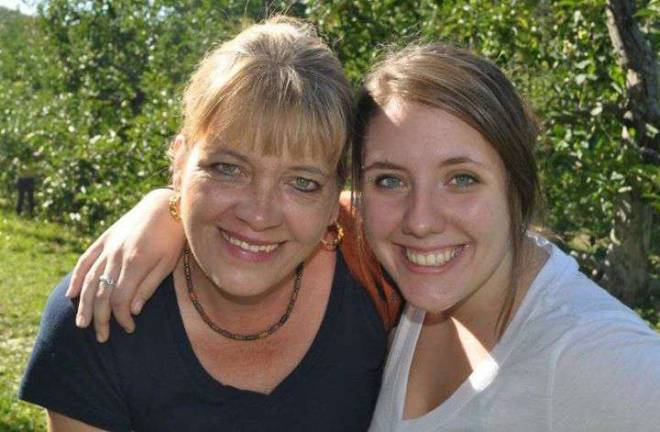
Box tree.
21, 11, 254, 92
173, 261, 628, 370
0, 1, 657, 306
603, 0, 659, 303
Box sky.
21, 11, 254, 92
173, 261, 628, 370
0, 0, 37, 15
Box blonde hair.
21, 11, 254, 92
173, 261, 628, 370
175, 16, 353, 181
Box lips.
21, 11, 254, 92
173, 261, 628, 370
404, 245, 465, 267
220, 230, 280, 253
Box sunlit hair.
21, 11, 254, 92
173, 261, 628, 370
353, 43, 540, 336
173, 16, 353, 183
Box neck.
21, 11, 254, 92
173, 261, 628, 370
433, 238, 547, 348
175, 255, 302, 336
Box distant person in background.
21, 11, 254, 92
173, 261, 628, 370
15, 150, 40, 217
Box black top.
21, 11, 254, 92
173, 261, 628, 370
19, 252, 387, 431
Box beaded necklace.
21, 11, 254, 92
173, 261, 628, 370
183, 247, 304, 341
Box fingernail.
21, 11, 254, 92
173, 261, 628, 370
96, 333, 107, 343
126, 325, 135, 334
76, 314, 86, 327
131, 300, 143, 315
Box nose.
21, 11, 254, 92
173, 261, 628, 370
401, 184, 445, 238
234, 181, 283, 231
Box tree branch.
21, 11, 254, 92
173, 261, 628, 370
606, 0, 660, 137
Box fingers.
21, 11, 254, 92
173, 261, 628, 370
66, 233, 107, 298
93, 257, 123, 343
130, 256, 176, 315
108, 259, 139, 335
76, 256, 107, 329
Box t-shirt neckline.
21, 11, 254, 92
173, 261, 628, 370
393, 237, 571, 427
162, 251, 345, 406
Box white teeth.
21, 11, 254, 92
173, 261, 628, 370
405, 246, 463, 267
221, 232, 279, 253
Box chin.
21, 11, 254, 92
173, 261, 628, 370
398, 282, 458, 314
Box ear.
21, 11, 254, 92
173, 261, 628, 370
169, 134, 187, 189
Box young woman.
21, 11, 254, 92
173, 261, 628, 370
50, 43, 660, 430
19, 17, 399, 432
357, 43, 660, 432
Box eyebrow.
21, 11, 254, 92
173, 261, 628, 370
289, 165, 329, 177
201, 148, 329, 177
203, 148, 250, 164
439, 156, 485, 167
362, 160, 405, 172
362, 156, 483, 172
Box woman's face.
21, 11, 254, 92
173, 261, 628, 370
361, 101, 514, 315
177, 138, 340, 300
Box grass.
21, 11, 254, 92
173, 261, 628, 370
0, 207, 87, 431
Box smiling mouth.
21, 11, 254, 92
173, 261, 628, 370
404, 245, 465, 267
221, 231, 280, 253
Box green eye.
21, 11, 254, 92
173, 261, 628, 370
449, 174, 477, 188
292, 177, 320, 192
212, 163, 241, 177
375, 175, 404, 189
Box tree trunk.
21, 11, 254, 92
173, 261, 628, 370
604, 189, 654, 305
603, 0, 659, 305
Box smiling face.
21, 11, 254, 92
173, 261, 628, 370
362, 101, 514, 316
177, 139, 340, 301
168, 17, 354, 303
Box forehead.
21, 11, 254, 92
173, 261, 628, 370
196, 138, 337, 172
364, 101, 502, 169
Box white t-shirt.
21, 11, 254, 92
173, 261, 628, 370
369, 236, 660, 432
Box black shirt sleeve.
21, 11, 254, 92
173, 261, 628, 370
19, 274, 132, 431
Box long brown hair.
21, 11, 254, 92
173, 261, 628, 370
353, 43, 541, 336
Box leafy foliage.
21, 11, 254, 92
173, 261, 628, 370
0, 1, 657, 300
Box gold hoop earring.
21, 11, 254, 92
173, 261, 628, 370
169, 193, 181, 220
320, 222, 344, 251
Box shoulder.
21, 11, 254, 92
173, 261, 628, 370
523, 238, 649, 331
525, 242, 660, 430
333, 250, 386, 338
33, 274, 87, 345
548, 320, 660, 431
19, 274, 138, 431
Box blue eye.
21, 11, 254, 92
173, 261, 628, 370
291, 177, 320, 192
375, 175, 404, 189
212, 163, 242, 177
449, 174, 477, 188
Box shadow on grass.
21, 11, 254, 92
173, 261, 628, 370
1, 210, 88, 253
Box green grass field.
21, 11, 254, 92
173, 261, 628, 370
0, 208, 86, 431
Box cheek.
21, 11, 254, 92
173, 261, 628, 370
457, 193, 512, 251
180, 177, 235, 223
361, 193, 401, 247
284, 193, 340, 242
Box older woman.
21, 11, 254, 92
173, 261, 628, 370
19, 17, 399, 432
49, 42, 660, 431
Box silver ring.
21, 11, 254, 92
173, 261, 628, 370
98, 275, 116, 291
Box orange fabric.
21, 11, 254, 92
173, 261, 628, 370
337, 201, 402, 332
